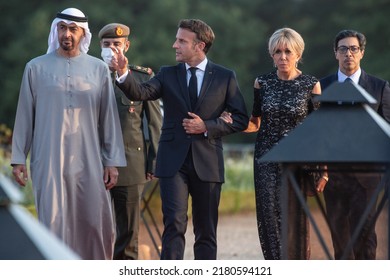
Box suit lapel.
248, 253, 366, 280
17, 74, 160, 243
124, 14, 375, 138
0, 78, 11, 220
358, 70, 378, 101
195, 62, 214, 110
331, 73, 338, 83
177, 63, 192, 110
329, 73, 338, 85
321, 73, 337, 91
323, 73, 338, 91
358, 70, 369, 90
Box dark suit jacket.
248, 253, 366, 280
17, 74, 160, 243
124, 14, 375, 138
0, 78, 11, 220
114, 66, 162, 186
117, 61, 249, 182
320, 70, 390, 123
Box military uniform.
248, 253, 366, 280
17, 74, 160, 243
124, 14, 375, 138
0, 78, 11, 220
99, 23, 163, 260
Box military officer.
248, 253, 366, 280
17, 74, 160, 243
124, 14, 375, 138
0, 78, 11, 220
99, 23, 163, 260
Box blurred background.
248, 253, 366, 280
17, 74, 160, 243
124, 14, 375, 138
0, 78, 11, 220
1, 0, 389, 141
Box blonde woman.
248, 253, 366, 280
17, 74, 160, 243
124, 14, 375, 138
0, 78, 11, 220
246, 28, 326, 259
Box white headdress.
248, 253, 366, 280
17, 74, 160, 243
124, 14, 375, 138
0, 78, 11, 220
47, 7, 92, 54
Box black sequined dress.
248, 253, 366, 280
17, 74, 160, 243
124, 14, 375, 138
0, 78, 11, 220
252, 71, 319, 259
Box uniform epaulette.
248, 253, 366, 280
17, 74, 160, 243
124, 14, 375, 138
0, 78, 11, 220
129, 64, 153, 75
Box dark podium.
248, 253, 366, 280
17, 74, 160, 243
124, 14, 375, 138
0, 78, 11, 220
0, 174, 79, 259
259, 81, 390, 259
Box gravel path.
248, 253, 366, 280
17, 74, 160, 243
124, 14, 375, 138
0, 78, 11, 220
184, 212, 263, 260
139, 208, 388, 260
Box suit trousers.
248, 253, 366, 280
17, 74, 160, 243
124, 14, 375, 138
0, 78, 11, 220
159, 149, 222, 260
324, 173, 378, 259
110, 183, 144, 260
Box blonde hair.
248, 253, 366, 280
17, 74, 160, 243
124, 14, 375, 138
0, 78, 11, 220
268, 27, 305, 62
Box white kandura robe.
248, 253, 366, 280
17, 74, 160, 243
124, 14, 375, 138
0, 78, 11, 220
11, 51, 126, 260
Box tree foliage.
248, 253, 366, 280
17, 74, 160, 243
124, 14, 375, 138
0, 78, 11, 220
1, 0, 389, 143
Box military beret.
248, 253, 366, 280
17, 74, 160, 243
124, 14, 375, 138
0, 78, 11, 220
98, 23, 130, 39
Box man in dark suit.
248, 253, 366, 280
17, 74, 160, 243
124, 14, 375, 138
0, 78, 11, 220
99, 23, 163, 260
320, 29, 390, 259
113, 19, 249, 260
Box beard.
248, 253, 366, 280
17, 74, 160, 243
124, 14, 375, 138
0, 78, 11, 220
60, 37, 77, 51
60, 43, 73, 51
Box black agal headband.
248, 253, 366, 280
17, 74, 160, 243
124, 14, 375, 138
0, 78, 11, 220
56, 12, 88, 22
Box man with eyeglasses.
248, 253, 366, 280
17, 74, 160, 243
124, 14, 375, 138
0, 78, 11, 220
320, 29, 390, 259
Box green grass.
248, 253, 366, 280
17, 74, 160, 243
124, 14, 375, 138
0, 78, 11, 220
220, 153, 255, 213
219, 190, 256, 214
224, 154, 254, 192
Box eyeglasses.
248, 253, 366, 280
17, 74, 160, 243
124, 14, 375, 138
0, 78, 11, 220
336, 45, 360, 54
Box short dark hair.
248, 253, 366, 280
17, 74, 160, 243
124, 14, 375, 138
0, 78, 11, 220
178, 19, 215, 54
334, 30, 366, 51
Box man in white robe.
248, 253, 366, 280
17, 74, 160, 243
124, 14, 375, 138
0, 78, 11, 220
11, 7, 126, 260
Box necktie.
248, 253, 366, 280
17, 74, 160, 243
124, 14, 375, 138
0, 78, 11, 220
344, 77, 352, 83
188, 67, 198, 110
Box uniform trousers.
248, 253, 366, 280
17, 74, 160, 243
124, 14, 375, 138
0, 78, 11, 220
110, 184, 144, 260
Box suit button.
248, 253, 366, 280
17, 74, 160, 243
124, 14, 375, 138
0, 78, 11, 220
137, 147, 141, 151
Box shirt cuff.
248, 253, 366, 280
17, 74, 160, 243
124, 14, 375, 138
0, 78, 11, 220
116, 70, 129, 83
